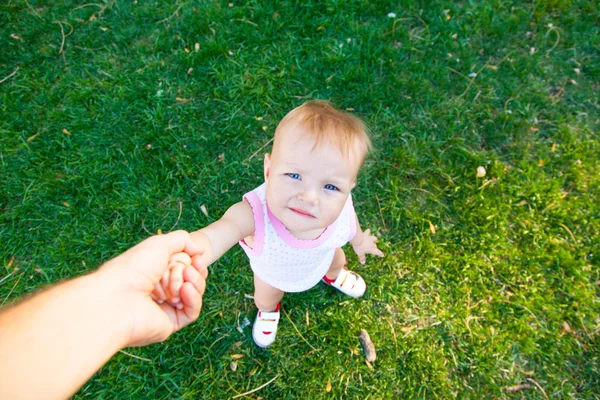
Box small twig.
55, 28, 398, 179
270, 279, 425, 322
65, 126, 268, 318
446, 67, 481, 98
247, 138, 273, 161
551, 78, 569, 103
545, 26, 561, 55
0, 271, 14, 285
157, 4, 183, 24
1, 273, 24, 307
23, 0, 42, 18
385, 18, 411, 37
119, 350, 152, 362
73, 3, 104, 11
527, 378, 549, 399
54, 21, 66, 55
141, 219, 153, 235
230, 375, 279, 399
504, 383, 532, 393
387, 319, 398, 360
232, 18, 258, 27
283, 309, 318, 351
167, 201, 183, 232
412, 12, 428, 27
53, 21, 73, 63
375, 194, 387, 231
559, 223, 577, 246
0, 66, 20, 85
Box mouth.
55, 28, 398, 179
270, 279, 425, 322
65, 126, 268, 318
288, 207, 316, 218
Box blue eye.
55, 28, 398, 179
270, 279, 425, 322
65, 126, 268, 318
286, 173, 301, 180
324, 184, 339, 191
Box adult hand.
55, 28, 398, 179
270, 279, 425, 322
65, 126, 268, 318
97, 230, 208, 347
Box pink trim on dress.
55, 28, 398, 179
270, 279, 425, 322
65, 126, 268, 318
239, 191, 265, 256
266, 206, 336, 249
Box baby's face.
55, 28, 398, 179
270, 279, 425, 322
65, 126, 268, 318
264, 125, 362, 238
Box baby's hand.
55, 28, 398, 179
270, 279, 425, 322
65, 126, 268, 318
151, 252, 194, 309
352, 229, 384, 264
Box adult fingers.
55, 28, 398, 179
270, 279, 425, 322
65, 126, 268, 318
152, 282, 168, 303
160, 230, 205, 259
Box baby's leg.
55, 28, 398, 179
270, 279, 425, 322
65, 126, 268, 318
253, 273, 284, 311
322, 248, 366, 298
324, 248, 346, 281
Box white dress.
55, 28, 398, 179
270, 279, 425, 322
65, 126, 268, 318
239, 183, 357, 292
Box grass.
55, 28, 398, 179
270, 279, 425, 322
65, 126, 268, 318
1, 0, 599, 398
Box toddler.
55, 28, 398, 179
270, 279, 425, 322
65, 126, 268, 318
154, 100, 383, 347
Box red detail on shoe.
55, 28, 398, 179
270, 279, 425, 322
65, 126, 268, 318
274, 303, 281, 312
322, 275, 336, 284
262, 331, 272, 335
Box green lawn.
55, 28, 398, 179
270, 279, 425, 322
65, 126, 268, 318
1, 0, 599, 398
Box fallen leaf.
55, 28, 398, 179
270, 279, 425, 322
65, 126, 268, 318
200, 204, 208, 217
100, 26, 109, 32
63, 202, 70, 207
349, 347, 359, 355
187, 67, 193, 75
561, 321, 573, 335
325, 380, 331, 392
7, 257, 15, 269
10, 34, 22, 41
476, 166, 486, 178
184, 47, 190, 53
230, 354, 244, 359
175, 97, 190, 103
230, 361, 237, 371
504, 384, 531, 392
27, 132, 40, 142
359, 329, 376, 362
157, 229, 163, 235
254, 116, 263, 121
262, 125, 268, 131
400, 325, 417, 332
146, 144, 152, 149
194, 42, 200, 52
62, 128, 72, 136
538, 160, 545, 167
218, 152, 225, 162
365, 359, 374, 371
428, 221, 436, 234
551, 142, 556, 152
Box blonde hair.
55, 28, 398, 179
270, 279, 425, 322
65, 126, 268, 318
274, 100, 372, 161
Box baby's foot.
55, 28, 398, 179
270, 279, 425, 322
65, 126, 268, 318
322, 267, 366, 298
252, 303, 281, 348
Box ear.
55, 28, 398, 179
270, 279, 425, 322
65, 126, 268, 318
264, 153, 271, 182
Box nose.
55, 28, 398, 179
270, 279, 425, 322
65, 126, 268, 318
298, 186, 318, 206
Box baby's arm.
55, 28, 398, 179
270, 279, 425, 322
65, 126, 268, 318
190, 200, 255, 267
151, 201, 254, 306
349, 213, 384, 264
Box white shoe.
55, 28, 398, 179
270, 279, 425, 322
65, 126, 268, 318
252, 303, 281, 348
322, 267, 366, 298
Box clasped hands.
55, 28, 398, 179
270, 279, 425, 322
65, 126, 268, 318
97, 230, 208, 347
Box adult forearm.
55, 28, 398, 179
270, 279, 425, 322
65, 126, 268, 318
0, 272, 128, 400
